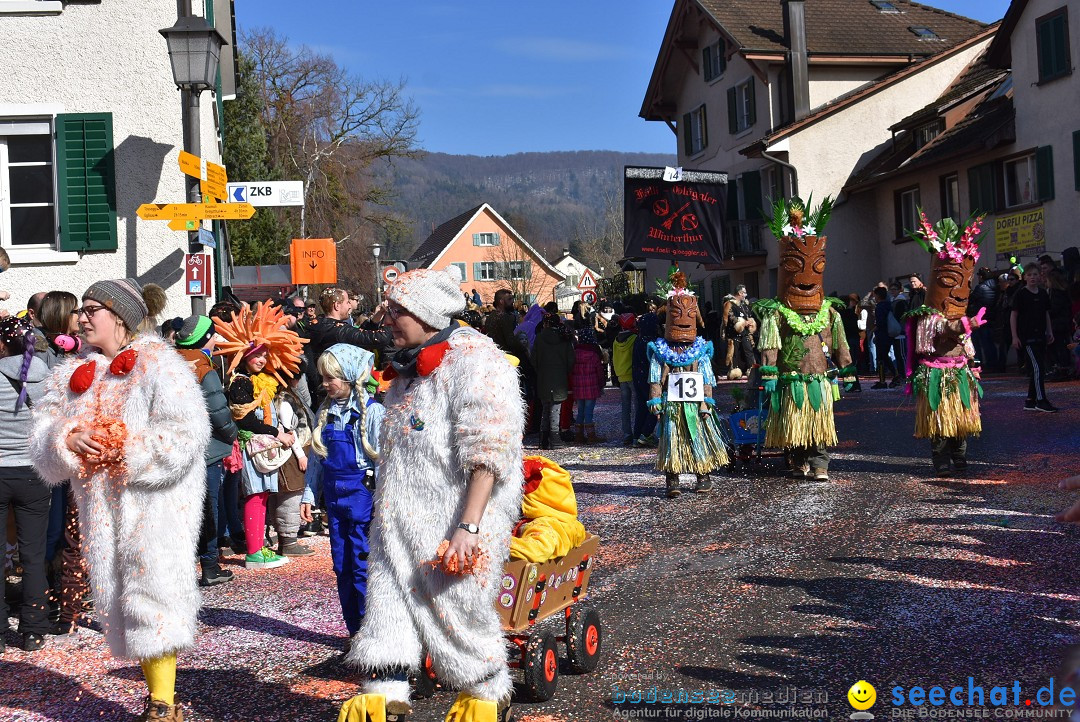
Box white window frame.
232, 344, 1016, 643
735, 79, 754, 133
0, 1, 63, 15
450, 262, 467, 282
478, 261, 497, 281
915, 121, 943, 149
476, 232, 498, 246
1003, 154, 1036, 208
686, 105, 707, 156
942, 173, 960, 223
897, 186, 921, 237
0, 118, 58, 253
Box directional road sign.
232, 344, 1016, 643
137, 202, 255, 221
227, 181, 305, 207
198, 227, 217, 249
178, 151, 228, 199
577, 268, 598, 290
185, 253, 212, 297
168, 219, 199, 232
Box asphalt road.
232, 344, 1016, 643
2, 376, 1078, 722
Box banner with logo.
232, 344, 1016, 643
994, 206, 1044, 260
623, 166, 728, 265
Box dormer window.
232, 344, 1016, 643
870, 1, 900, 12
703, 40, 726, 82
910, 26, 940, 40
915, 120, 944, 149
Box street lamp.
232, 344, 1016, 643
159, 9, 228, 315
372, 242, 383, 305
159, 15, 227, 92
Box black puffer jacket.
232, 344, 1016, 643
968, 278, 998, 320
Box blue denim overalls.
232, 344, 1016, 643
322, 405, 374, 635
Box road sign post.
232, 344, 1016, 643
226, 181, 305, 207
137, 202, 255, 221
577, 268, 598, 290
381, 266, 399, 285
581, 290, 597, 305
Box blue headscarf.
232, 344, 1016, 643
323, 344, 375, 408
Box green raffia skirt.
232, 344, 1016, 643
764, 375, 839, 449
912, 364, 982, 440
656, 401, 729, 474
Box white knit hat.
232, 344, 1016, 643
385, 267, 466, 330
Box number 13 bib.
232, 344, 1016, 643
666, 371, 704, 402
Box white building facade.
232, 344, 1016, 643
0, 0, 233, 319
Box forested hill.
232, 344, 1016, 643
375, 150, 676, 259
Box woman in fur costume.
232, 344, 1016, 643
339, 268, 524, 722
648, 271, 728, 498
905, 212, 986, 477
755, 198, 854, 482
30, 279, 210, 722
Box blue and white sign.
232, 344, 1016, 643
198, 227, 217, 249
226, 181, 305, 207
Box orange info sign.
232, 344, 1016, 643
290, 238, 337, 285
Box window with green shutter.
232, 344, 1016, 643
1036, 145, 1054, 201
56, 113, 117, 252
967, 162, 997, 214
1073, 130, 1080, 191
1036, 7, 1071, 84
741, 170, 763, 222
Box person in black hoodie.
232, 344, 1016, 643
304, 287, 392, 408
968, 267, 1000, 370
631, 299, 661, 447
530, 312, 575, 449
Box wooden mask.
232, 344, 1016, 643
665, 294, 700, 344
926, 254, 975, 320
778, 234, 827, 314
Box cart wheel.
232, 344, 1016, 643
522, 631, 559, 701
565, 606, 602, 674
412, 653, 436, 698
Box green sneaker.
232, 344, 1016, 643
245, 547, 290, 570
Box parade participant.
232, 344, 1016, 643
647, 271, 728, 498
904, 212, 986, 477
722, 284, 756, 378
29, 279, 210, 722
301, 343, 384, 641
755, 198, 854, 482
339, 267, 523, 722
215, 301, 309, 570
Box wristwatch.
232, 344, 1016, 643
457, 522, 480, 534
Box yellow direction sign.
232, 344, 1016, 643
137, 202, 255, 221
200, 180, 226, 202
178, 151, 227, 199
168, 219, 199, 231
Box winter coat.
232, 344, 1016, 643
572, 343, 606, 401
176, 347, 237, 465
348, 326, 524, 702
30, 334, 210, 660
968, 278, 998, 320
0, 355, 48, 467
613, 331, 636, 383
632, 313, 660, 384
531, 326, 575, 403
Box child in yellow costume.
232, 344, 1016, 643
510, 456, 586, 563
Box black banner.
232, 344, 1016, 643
623, 166, 728, 265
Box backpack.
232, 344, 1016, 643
886, 312, 903, 338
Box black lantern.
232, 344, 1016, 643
159, 15, 228, 92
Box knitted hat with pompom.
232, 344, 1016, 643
385, 267, 466, 331
83, 279, 167, 332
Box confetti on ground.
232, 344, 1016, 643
3, 376, 1079, 720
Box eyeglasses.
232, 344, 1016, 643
75, 305, 111, 319
386, 303, 410, 321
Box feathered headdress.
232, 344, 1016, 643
213, 301, 308, 385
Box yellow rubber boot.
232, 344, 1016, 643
337, 694, 386, 722
444, 692, 500, 722
140, 653, 177, 706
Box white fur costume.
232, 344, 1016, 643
347, 326, 524, 704
30, 334, 210, 660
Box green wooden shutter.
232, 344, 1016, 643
1073, 130, 1080, 191
1036, 145, 1055, 201
702, 48, 712, 81
727, 178, 741, 221
524, 261, 532, 279
473, 233, 480, 246
492, 232, 500, 246
55, 113, 117, 252
1037, 13, 1069, 81
682, 112, 692, 153
967, 163, 996, 214
473, 262, 481, 280
727, 88, 737, 134
700, 105, 708, 150
741, 170, 763, 222
747, 79, 756, 127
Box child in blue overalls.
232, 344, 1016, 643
301, 343, 383, 639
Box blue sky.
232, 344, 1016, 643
235, 0, 1011, 156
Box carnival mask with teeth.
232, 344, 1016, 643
778, 230, 828, 314
926, 254, 975, 321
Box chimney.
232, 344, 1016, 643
782, 0, 811, 121
562, 247, 571, 258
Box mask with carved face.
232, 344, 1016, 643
778, 234, 827, 314
665, 294, 700, 344
926, 254, 975, 320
